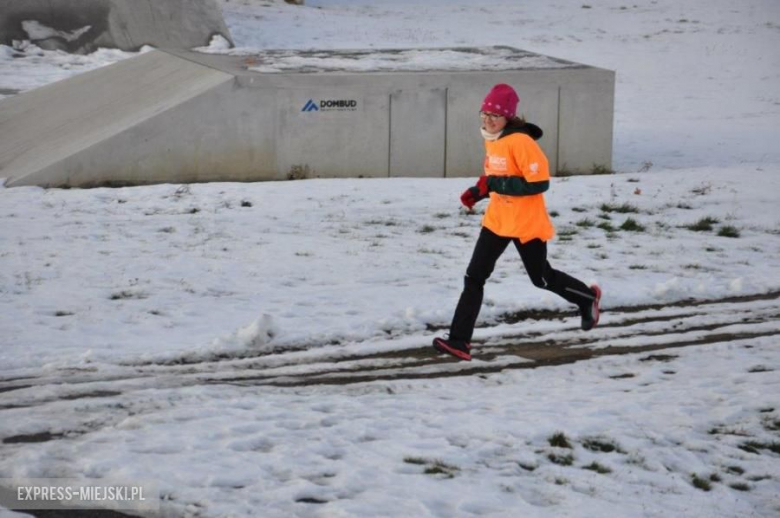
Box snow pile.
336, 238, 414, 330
195, 34, 232, 53
210, 313, 280, 352
20, 20, 92, 43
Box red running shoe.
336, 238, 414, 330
432, 337, 472, 361
581, 284, 602, 331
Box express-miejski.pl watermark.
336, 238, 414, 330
0, 478, 159, 511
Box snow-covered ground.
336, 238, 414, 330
1, 1, 779, 517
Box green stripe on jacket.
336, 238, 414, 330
487, 176, 549, 196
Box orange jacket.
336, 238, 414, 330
481, 130, 555, 243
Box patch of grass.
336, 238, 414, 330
763, 417, 780, 432
366, 219, 399, 227
109, 290, 148, 301
718, 225, 740, 238
241, 200, 253, 208
619, 218, 645, 232
54, 311, 75, 317
725, 465, 745, 476
518, 462, 536, 472
597, 221, 615, 232
691, 473, 712, 491
558, 228, 578, 242
287, 164, 310, 180
738, 441, 780, 455
597, 212, 612, 220
587, 243, 602, 249
676, 202, 693, 209
558, 227, 579, 237
629, 264, 648, 270
600, 202, 639, 214
554, 477, 568, 485
576, 218, 595, 228
582, 462, 612, 474
748, 365, 773, 373
572, 206, 588, 213
684, 216, 719, 231
549, 210, 560, 218
592, 164, 614, 175
704, 246, 720, 252
433, 212, 450, 219
418, 225, 436, 234
729, 482, 751, 492
708, 425, 750, 437
609, 373, 635, 379
548, 453, 574, 466
548, 432, 573, 449
424, 460, 460, 478
296, 497, 328, 504
404, 457, 460, 478
581, 437, 624, 454
709, 473, 722, 483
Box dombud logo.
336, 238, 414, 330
301, 99, 319, 112
301, 98, 359, 112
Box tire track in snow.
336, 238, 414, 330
0, 291, 777, 405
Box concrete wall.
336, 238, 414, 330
1, 48, 615, 188
0, 0, 233, 53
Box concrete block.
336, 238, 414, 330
390, 88, 446, 177
558, 69, 616, 174
1, 47, 615, 188
0, 0, 233, 53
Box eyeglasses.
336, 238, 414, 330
480, 111, 504, 121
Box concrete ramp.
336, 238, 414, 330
1, 51, 236, 187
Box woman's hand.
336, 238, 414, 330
460, 175, 490, 209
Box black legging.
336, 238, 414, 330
450, 226, 595, 342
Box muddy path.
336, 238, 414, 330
0, 291, 777, 404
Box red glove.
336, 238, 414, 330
460, 188, 478, 209
460, 175, 490, 209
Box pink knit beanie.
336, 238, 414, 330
481, 83, 519, 118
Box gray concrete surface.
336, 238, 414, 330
1, 47, 614, 188
0, 0, 233, 53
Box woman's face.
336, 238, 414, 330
480, 111, 507, 133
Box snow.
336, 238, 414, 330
196, 45, 580, 73
19, 21, 92, 43
1, 0, 780, 517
